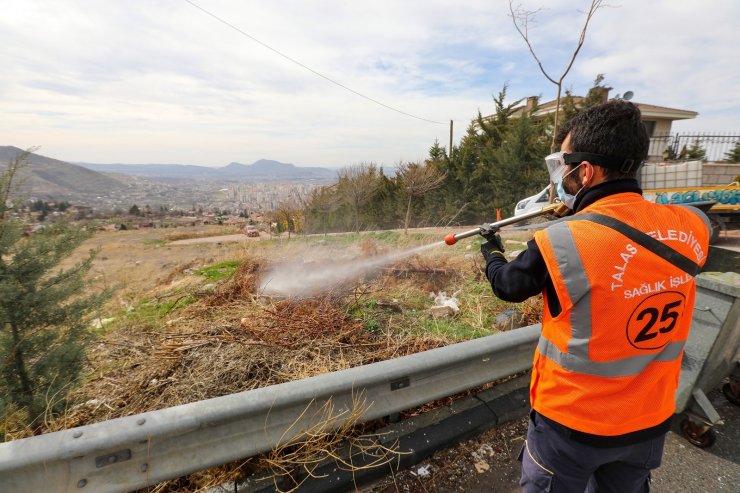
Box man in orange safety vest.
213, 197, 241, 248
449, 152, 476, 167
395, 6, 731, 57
481, 100, 710, 492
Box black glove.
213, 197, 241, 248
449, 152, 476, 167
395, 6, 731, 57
479, 223, 505, 262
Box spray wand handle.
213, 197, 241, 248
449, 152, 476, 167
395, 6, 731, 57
443, 203, 568, 245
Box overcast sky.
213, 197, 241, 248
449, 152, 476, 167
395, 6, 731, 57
2, 0, 738, 168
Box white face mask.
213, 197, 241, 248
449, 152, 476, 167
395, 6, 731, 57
556, 163, 585, 210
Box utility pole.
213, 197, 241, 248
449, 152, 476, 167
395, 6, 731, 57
449, 120, 454, 159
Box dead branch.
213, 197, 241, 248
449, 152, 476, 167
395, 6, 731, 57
508, 0, 608, 150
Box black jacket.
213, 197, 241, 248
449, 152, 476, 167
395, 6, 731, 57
484, 178, 674, 446
485, 179, 643, 315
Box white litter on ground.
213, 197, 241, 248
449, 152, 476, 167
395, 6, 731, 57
472, 443, 494, 462
430, 291, 461, 314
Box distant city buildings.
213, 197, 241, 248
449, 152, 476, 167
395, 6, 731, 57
17, 178, 326, 228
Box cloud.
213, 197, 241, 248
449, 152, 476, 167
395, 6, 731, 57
1, 0, 738, 166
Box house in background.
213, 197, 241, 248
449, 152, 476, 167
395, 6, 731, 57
506, 88, 698, 162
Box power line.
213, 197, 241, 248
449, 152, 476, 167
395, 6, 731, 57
182, 0, 447, 125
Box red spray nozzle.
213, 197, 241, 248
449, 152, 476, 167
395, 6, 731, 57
444, 233, 458, 245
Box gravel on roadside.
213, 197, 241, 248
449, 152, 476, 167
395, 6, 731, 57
363, 386, 740, 493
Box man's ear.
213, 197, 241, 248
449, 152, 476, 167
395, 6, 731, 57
580, 161, 595, 186
581, 162, 606, 186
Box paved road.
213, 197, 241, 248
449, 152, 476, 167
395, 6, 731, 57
170, 227, 740, 248
168, 232, 265, 245
652, 388, 739, 492
713, 229, 740, 252
459, 387, 740, 493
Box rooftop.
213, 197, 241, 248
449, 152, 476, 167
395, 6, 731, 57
510, 88, 698, 121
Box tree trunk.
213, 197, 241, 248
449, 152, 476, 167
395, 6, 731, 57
404, 195, 413, 235
11, 322, 36, 420
548, 83, 564, 203
550, 83, 563, 153
354, 201, 360, 233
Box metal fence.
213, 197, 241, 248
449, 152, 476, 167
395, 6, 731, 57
648, 133, 739, 163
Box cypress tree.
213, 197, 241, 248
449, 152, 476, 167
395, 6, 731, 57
0, 150, 110, 433
488, 106, 551, 214
724, 141, 740, 163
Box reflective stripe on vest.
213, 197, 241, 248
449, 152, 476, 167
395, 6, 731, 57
538, 337, 686, 378
538, 220, 687, 378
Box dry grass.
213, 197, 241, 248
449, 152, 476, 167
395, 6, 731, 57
5, 256, 451, 490
60, 226, 253, 302
6, 226, 543, 491
163, 225, 243, 242
256, 395, 404, 492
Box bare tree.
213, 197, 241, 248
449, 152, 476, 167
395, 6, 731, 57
396, 161, 447, 235
336, 163, 381, 233
273, 199, 302, 239
509, 0, 607, 152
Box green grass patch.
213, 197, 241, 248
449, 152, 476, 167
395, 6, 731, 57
347, 300, 385, 334
125, 294, 197, 324
368, 230, 438, 247
195, 260, 240, 282
408, 232, 431, 242
413, 317, 494, 340
368, 231, 402, 242
381, 272, 522, 340
142, 238, 166, 247
391, 288, 431, 311
305, 233, 363, 246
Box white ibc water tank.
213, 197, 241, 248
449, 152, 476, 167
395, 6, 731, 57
640, 161, 703, 189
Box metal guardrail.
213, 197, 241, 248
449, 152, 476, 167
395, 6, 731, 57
676, 273, 740, 419
0, 324, 541, 493
2, 273, 736, 493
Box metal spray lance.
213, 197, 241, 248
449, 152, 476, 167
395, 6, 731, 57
443, 203, 569, 246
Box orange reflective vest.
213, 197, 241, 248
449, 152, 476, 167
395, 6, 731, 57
532, 192, 710, 436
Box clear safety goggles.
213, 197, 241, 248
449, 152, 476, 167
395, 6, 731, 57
545, 151, 568, 183
545, 151, 640, 181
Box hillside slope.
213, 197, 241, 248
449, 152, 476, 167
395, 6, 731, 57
0, 146, 126, 198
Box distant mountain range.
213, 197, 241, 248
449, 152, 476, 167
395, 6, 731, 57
77, 159, 337, 182
0, 146, 340, 208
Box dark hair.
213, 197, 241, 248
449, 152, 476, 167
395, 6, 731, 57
555, 100, 649, 180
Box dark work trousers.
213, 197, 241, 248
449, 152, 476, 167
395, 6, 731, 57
518, 410, 665, 492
